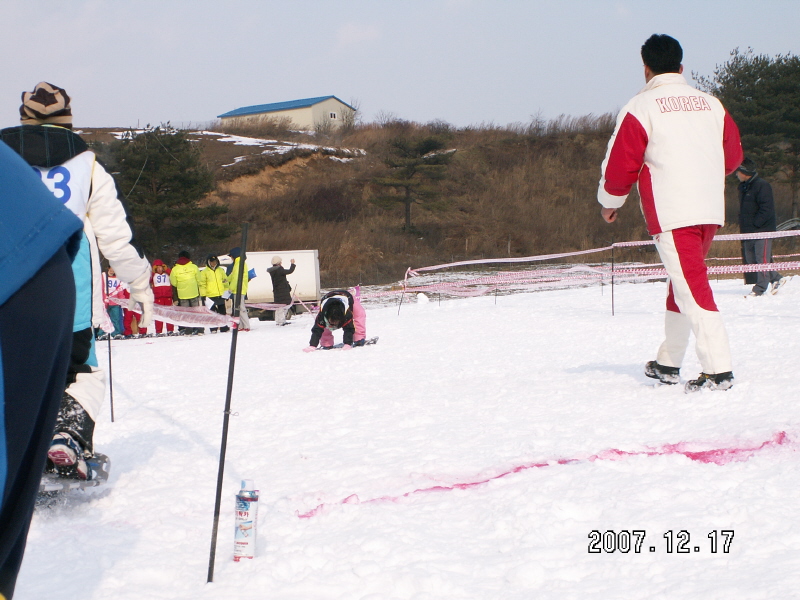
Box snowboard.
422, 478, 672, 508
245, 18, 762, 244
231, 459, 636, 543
322, 336, 379, 350
39, 453, 111, 493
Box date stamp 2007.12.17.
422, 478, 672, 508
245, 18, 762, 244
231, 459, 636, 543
588, 530, 734, 554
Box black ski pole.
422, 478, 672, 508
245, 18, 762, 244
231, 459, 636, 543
107, 333, 115, 422
398, 278, 407, 316
207, 223, 249, 583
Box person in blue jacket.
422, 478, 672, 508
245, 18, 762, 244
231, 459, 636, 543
0, 141, 83, 600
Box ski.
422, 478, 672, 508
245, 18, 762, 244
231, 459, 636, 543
321, 336, 379, 350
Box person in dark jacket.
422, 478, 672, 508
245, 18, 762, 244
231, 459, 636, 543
0, 141, 83, 600
303, 289, 367, 351
267, 255, 296, 326
737, 157, 789, 296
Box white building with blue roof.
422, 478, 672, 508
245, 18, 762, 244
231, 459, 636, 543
217, 95, 356, 130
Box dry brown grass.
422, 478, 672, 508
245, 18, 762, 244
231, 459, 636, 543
126, 116, 793, 288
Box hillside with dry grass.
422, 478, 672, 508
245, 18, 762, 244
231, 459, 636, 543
83, 117, 791, 288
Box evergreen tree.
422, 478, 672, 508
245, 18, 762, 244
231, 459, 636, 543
372, 136, 454, 230
696, 48, 800, 217
110, 124, 228, 256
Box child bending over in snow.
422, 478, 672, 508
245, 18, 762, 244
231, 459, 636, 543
303, 289, 366, 352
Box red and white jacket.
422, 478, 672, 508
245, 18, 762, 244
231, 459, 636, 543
598, 73, 743, 235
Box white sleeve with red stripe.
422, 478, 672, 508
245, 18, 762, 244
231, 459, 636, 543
722, 111, 744, 176
598, 110, 648, 209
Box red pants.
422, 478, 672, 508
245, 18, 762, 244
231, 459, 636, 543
153, 296, 174, 333
123, 309, 147, 336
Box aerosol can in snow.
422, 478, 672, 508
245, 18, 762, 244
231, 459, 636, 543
233, 479, 259, 561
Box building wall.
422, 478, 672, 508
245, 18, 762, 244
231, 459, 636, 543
220, 98, 354, 131
310, 98, 355, 130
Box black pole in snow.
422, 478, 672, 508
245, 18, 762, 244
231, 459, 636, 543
398, 281, 406, 315
107, 334, 115, 422
207, 223, 249, 583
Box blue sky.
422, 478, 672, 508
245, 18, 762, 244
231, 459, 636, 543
1, 0, 797, 129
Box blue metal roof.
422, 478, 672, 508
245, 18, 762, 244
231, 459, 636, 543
217, 96, 354, 119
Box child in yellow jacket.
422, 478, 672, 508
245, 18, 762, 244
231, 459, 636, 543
199, 255, 229, 332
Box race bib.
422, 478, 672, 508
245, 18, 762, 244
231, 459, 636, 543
32, 151, 94, 222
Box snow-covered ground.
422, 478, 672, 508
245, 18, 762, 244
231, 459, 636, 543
17, 277, 800, 599
106, 130, 366, 168
193, 131, 366, 167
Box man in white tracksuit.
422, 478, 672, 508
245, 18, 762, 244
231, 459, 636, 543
1, 82, 154, 478
597, 35, 743, 392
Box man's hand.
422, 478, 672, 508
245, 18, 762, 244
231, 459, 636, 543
290, 259, 295, 265
128, 270, 155, 328
601, 207, 618, 223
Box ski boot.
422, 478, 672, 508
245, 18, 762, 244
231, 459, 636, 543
684, 372, 734, 393
644, 360, 680, 385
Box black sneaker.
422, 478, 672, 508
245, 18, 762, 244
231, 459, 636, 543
684, 372, 734, 393
644, 360, 680, 385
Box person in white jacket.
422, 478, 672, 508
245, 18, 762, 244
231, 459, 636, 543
0, 82, 155, 479
597, 35, 744, 393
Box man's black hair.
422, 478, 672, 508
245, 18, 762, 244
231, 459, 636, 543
178, 250, 190, 259
641, 34, 682, 75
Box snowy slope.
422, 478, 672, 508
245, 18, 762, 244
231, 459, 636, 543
17, 278, 800, 599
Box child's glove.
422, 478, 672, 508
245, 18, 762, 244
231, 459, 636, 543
342, 344, 353, 351
303, 346, 317, 353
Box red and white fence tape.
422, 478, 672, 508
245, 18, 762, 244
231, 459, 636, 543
108, 297, 236, 328
389, 230, 800, 299
406, 230, 800, 278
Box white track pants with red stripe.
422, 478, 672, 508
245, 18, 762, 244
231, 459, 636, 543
654, 225, 732, 375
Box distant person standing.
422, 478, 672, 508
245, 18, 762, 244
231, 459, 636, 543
267, 255, 296, 326
597, 34, 743, 392
736, 157, 789, 297
199, 255, 230, 333
227, 247, 251, 332
103, 267, 124, 338
150, 259, 175, 335
170, 250, 203, 335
